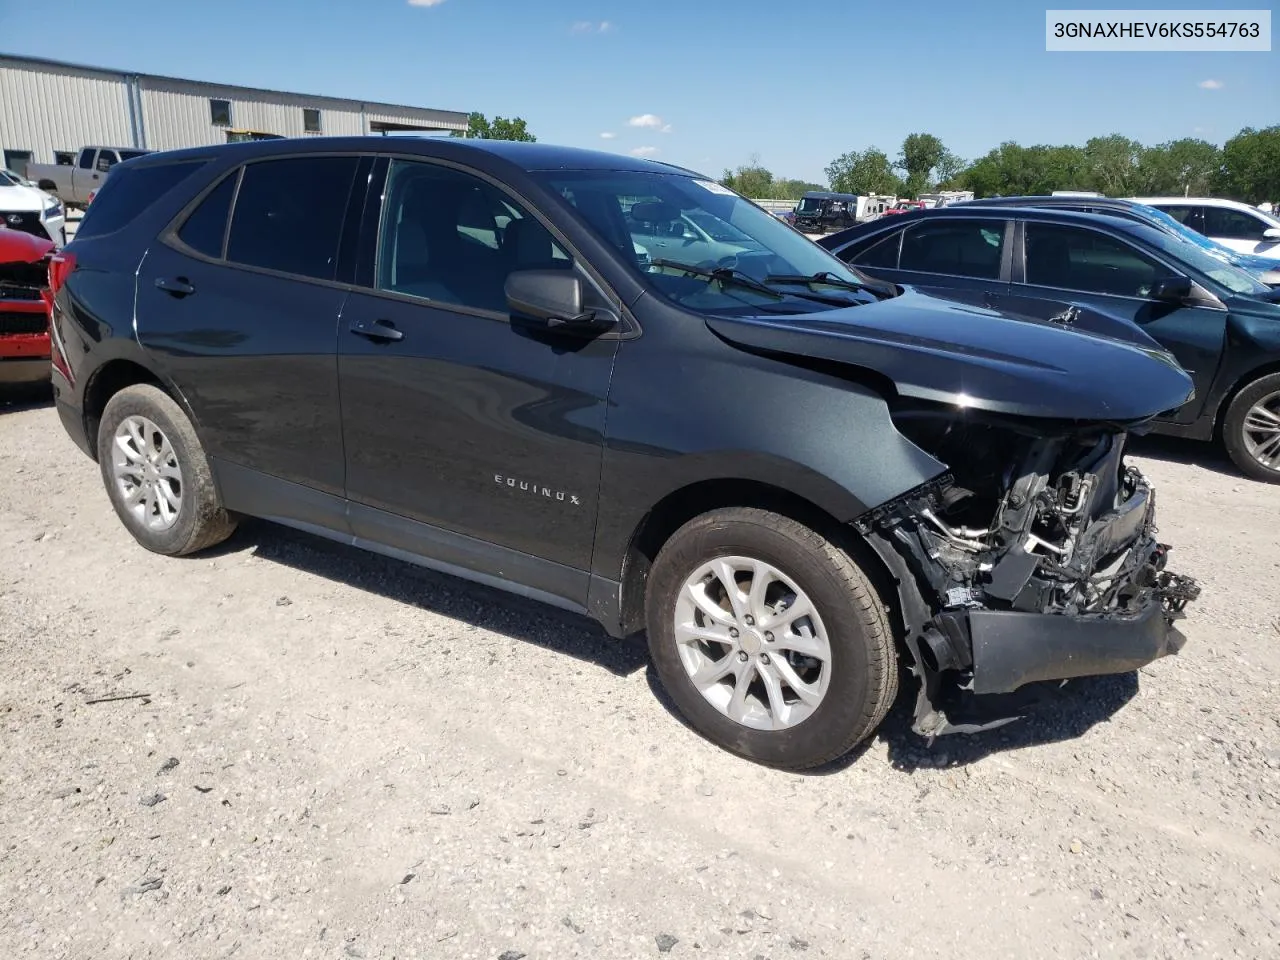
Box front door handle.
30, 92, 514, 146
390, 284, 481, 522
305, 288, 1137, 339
155, 276, 196, 297
349, 317, 404, 342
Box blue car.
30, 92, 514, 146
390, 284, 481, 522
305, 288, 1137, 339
958, 195, 1280, 287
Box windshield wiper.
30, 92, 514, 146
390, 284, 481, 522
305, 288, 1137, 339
649, 259, 782, 299
765, 271, 863, 291
766, 271, 896, 300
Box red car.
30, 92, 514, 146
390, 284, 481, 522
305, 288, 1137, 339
0, 227, 56, 387
883, 200, 927, 216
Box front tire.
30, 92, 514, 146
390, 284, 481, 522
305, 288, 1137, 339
96, 384, 237, 555
1222, 372, 1280, 484
645, 508, 898, 770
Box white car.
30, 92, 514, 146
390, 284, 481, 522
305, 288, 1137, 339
0, 168, 67, 248
1127, 196, 1280, 260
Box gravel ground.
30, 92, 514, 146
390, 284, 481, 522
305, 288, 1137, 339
1, 393, 1278, 960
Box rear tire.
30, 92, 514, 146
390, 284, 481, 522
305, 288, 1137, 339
645, 507, 897, 770
1222, 372, 1280, 484
96, 384, 237, 555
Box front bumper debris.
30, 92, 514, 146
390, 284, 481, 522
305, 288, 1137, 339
858, 427, 1201, 740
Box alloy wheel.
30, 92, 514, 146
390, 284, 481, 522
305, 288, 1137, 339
1242, 389, 1280, 470
672, 555, 832, 731
112, 415, 183, 531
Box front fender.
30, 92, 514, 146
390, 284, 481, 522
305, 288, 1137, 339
591, 333, 948, 581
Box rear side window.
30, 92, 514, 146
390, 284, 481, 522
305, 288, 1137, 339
899, 219, 1005, 279
177, 172, 238, 258
1157, 205, 1202, 230
225, 157, 359, 281
75, 162, 207, 241
849, 231, 902, 269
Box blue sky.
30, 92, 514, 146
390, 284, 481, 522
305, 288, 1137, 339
3, 0, 1276, 183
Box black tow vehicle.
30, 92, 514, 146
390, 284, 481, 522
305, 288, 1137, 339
49, 139, 1199, 768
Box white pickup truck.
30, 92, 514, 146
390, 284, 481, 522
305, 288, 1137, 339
27, 146, 152, 208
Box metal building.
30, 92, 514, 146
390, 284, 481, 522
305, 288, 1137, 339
0, 53, 470, 178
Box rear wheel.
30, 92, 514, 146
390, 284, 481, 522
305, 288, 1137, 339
1222, 372, 1280, 484
645, 508, 898, 770
96, 384, 237, 555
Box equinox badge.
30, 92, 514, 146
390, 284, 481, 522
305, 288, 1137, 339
494, 473, 581, 506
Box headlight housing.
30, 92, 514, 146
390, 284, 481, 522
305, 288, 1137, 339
43, 199, 63, 219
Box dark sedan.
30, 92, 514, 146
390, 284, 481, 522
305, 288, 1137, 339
818, 206, 1280, 483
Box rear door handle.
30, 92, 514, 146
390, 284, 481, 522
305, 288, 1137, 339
155, 276, 195, 297
349, 317, 404, 342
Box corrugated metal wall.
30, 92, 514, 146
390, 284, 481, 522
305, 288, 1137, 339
1, 55, 469, 166
0, 59, 136, 164
138, 78, 370, 150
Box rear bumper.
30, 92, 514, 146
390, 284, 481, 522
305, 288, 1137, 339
968, 591, 1185, 695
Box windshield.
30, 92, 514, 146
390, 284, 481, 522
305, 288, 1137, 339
685, 210, 756, 244
797, 197, 824, 212
1136, 204, 1224, 252
540, 170, 876, 314
0, 170, 17, 186
1142, 226, 1272, 297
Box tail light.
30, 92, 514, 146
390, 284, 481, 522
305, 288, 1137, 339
46, 251, 75, 385
48, 251, 76, 296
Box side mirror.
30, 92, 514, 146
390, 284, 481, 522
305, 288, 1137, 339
1151, 276, 1193, 302
505, 269, 610, 329
1262, 227, 1280, 241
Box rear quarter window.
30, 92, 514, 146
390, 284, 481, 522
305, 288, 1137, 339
76, 162, 207, 241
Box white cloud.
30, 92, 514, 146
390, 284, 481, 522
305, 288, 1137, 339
599, 132, 616, 139
1198, 78, 1224, 90
571, 20, 613, 34
630, 146, 658, 157
628, 114, 664, 129
660, 123, 673, 134
408, 0, 447, 6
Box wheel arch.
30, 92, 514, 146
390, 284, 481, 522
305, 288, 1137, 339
82, 357, 201, 463
1212, 359, 1280, 439
612, 477, 904, 641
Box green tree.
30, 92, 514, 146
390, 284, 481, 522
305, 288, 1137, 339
825, 148, 901, 196
1134, 138, 1220, 196
722, 155, 775, 198
955, 142, 1090, 197
935, 148, 967, 187
1217, 125, 1280, 203
450, 112, 537, 142
1082, 134, 1143, 195
773, 178, 824, 200
898, 133, 946, 197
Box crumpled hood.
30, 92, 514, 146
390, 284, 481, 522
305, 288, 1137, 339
0, 227, 56, 264
706, 286, 1195, 422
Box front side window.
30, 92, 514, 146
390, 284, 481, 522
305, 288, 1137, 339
376, 160, 570, 314
1201, 206, 1268, 241
225, 156, 358, 280
1024, 223, 1163, 298
77, 150, 95, 170
96, 151, 119, 172
898, 219, 1005, 280
540, 170, 878, 316
210, 99, 232, 126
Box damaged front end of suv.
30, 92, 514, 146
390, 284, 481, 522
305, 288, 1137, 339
859, 404, 1200, 737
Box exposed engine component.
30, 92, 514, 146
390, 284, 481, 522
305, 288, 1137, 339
857, 402, 1200, 738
